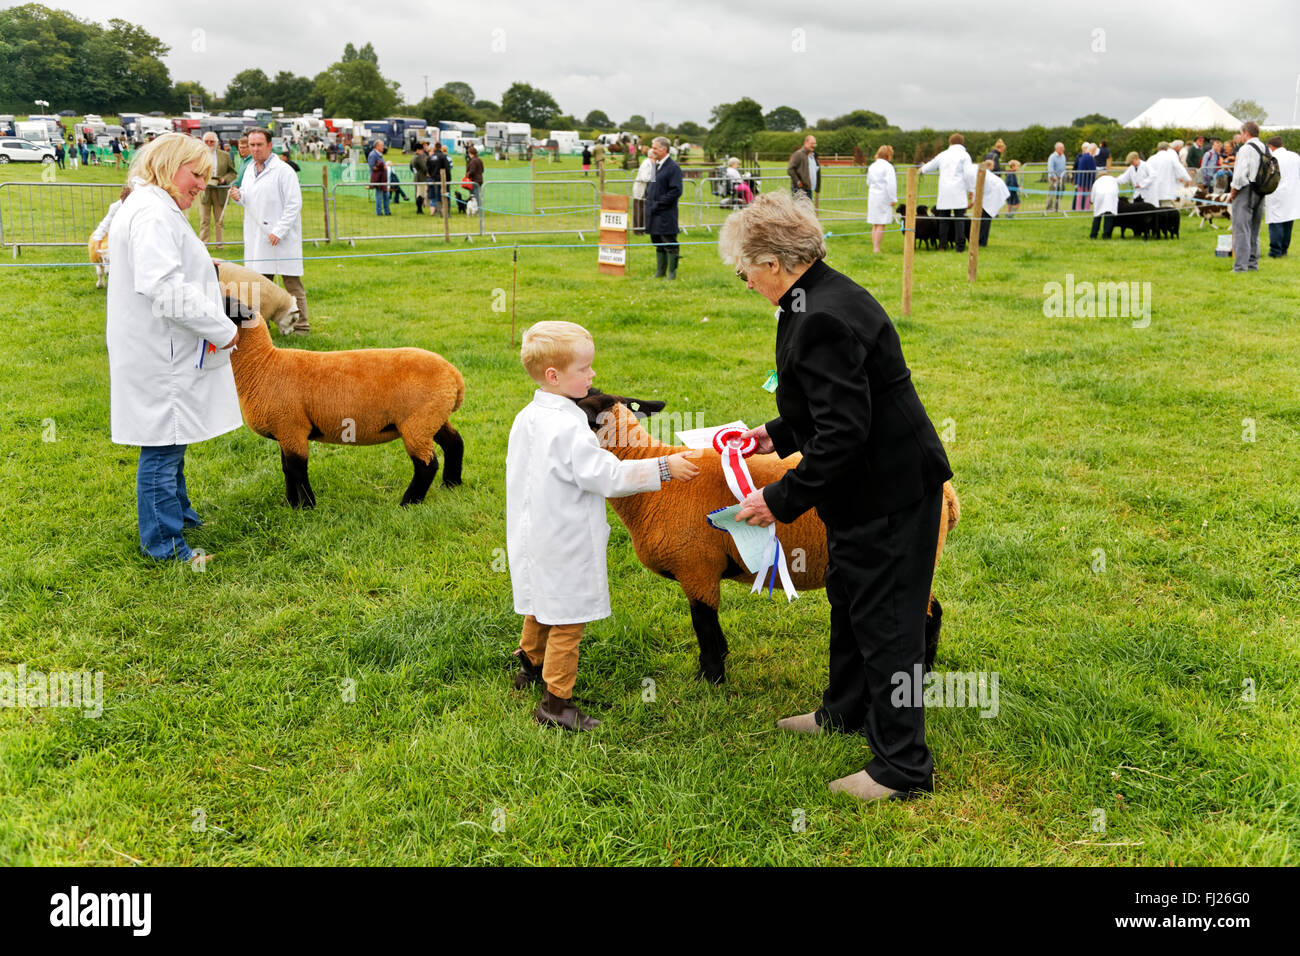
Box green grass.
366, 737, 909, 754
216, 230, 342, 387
0, 199, 1297, 865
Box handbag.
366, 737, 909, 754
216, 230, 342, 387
461, 176, 473, 189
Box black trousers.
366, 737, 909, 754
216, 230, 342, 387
976, 211, 992, 247
1268, 220, 1293, 257
1090, 213, 1115, 239
649, 232, 678, 255
816, 487, 942, 792
935, 208, 966, 250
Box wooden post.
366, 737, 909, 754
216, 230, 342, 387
902, 166, 917, 317
968, 165, 986, 283
441, 168, 449, 243
321, 164, 330, 242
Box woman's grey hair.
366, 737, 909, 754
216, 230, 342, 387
717, 191, 826, 273
652, 136, 670, 150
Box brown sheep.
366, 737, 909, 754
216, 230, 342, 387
574, 389, 960, 683
217, 266, 464, 508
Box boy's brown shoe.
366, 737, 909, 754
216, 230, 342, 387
511, 649, 544, 690
534, 690, 600, 731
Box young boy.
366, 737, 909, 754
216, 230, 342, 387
506, 321, 698, 731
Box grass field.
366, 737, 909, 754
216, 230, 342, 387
1, 181, 1297, 865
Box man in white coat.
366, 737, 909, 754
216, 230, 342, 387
1264, 135, 1300, 258
1116, 151, 1153, 204
1146, 141, 1192, 208
963, 159, 1010, 247
1089, 173, 1119, 238
106, 133, 241, 566
920, 133, 972, 251
230, 127, 309, 335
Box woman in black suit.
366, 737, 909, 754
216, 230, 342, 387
722, 192, 953, 802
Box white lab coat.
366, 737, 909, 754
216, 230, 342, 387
633, 157, 655, 200
506, 390, 661, 624
235, 153, 303, 275
866, 158, 898, 224
920, 143, 972, 210
1145, 149, 1191, 204
963, 164, 1010, 215
105, 182, 241, 446
1265, 146, 1300, 224
1090, 175, 1119, 216
1116, 161, 1153, 201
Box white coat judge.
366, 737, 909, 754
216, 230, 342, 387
866, 150, 898, 224
1116, 152, 1153, 202
1090, 174, 1119, 217
231, 139, 303, 278
105, 133, 240, 565
964, 161, 1010, 215
1265, 144, 1300, 226
1145, 145, 1191, 206
920, 134, 973, 249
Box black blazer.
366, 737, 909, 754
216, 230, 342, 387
646, 157, 682, 235
762, 260, 952, 525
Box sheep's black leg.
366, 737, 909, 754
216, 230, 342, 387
281, 449, 315, 509
434, 423, 463, 487
689, 599, 728, 684
400, 454, 438, 507
924, 595, 942, 673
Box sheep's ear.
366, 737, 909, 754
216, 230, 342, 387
620, 397, 666, 420
573, 388, 619, 431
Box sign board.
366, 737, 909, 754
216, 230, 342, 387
599, 209, 628, 232
598, 193, 628, 276
188, 94, 203, 112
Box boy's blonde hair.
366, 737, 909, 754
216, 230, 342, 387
127, 132, 213, 205
521, 321, 593, 380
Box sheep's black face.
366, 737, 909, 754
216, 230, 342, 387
573, 388, 666, 432
222, 294, 254, 325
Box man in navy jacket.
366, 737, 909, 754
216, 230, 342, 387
645, 136, 683, 279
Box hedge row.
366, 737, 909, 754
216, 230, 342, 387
748, 125, 1300, 165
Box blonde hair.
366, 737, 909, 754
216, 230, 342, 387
1125, 151, 1141, 164
1007, 159, 1021, 170
521, 321, 593, 380
127, 133, 213, 203
717, 191, 825, 274
875, 144, 894, 161
994, 138, 1006, 151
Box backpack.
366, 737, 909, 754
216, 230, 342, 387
1249, 142, 1281, 195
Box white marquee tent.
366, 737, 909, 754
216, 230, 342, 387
1124, 97, 1243, 129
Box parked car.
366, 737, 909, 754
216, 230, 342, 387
0, 138, 56, 163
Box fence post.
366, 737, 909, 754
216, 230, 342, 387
441, 168, 449, 243
968, 166, 986, 283
902, 166, 917, 317
321, 165, 330, 242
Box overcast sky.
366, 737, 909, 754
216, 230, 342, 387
24, 0, 1300, 128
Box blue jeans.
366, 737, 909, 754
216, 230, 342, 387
137, 444, 202, 561
374, 188, 390, 216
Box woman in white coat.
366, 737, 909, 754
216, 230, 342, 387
106, 133, 241, 566
963, 159, 1011, 247
866, 145, 898, 253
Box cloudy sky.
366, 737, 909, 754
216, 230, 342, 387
30, 0, 1300, 128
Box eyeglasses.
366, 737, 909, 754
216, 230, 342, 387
735, 267, 748, 282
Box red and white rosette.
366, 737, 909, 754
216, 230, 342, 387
712, 427, 798, 602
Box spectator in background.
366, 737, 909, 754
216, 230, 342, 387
280, 147, 299, 173
1073, 142, 1096, 211
1046, 142, 1067, 212
1096, 139, 1111, 171
1185, 135, 1205, 170
646, 136, 683, 279
1005, 160, 1022, 218
920, 133, 972, 251
1216, 142, 1236, 192
111, 135, 123, 169
232, 136, 251, 188
1090, 173, 1119, 239
632, 144, 654, 235
464, 145, 484, 209
428, 143, 451, 214
982, 138, 1005, 171
199, 131, 239, 246
230, 128, 310, 333
581, 144, 591, 175
592, 140, 606, 178
54, 140, 65, 169
386, 160, 408, 204
725, 157, 755, 204
1229, 121, 1267, 273
1201, 139, 1222, 188
788, 134, 819, 201
368, 139, 390, 216
410, 143, 429, 214
1265, 135, 1300, 257
866, 145, 897, 253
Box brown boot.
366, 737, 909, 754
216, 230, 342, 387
511, 649, 544, 690
534, 690, 600, 731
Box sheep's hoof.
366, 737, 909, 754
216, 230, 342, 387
442, 477, 462, 488
695, 664, 726, 685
